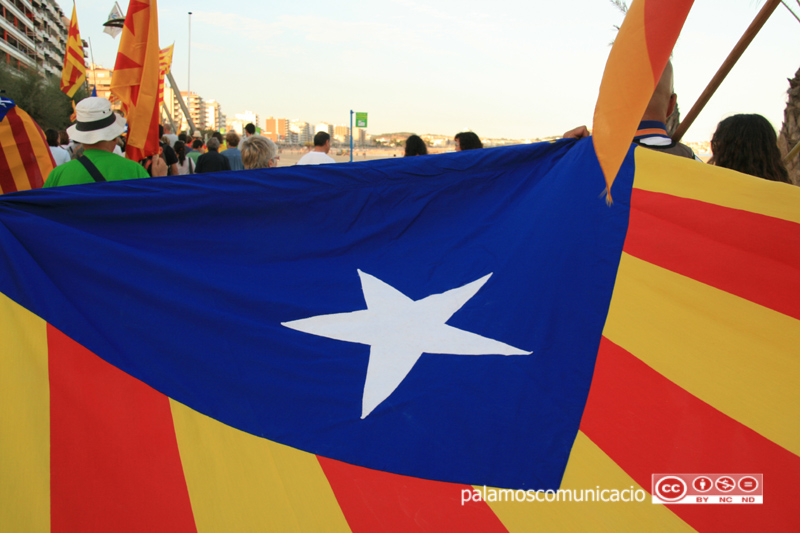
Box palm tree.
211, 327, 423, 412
778, 2, 800, 184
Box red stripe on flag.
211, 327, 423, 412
581, 337, 800, 532
6, 108, 44, 190
48, 325, 197, 532
317, 456, 508, 533
0, 136, 18, 193
625, 189, 800, 320
643, 0, 694, 83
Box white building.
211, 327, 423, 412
290, 120, 311, 145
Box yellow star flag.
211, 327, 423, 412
60, 3, 86, 98
110, 0, 161, 162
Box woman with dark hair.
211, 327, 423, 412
710, 114, 790, 183
454, 131, 483, 151
404, 134, 428, 157
45, 128, 71, 166
174, 140, 194, 175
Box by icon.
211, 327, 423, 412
693, 476, 713, 492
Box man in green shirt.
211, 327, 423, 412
45, 97, 166, 187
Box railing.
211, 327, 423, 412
0, 39, 36, 68
4, 2, 34, 31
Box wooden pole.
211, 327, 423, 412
672, 0, 781, 142
784, 138, 800, 165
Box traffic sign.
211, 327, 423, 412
355, 112, 368, 128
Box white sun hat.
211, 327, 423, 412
66, 97, 127, 144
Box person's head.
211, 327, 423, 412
313, 131, 331, 152
206, 137, 221, 151
159, 124, 165, 138
174, 140, 186, 164
212, 131, 223, 144
241, 135, 279, 169
66, 97, 127, 149
643, 60, 677, 123
244, 123, 256, 136
192, 139, 204, 151
225, 130, 240, 148
454, 131, 482, 151
178, 132, 188, 143
192, 130, 202, 140
710, 114, 790, 183
58, 130, 69, 146
164, 123, 173, 134
404, 134, 428, 157
45, 129, 60, 147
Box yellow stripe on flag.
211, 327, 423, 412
0, 113, 31, 192
633, 148, 800, 224
20, 110, 55, 180
170, 399, 350, 533
485, 431, 692, 532
604, 253, 800, 455
0, 293, 50, 531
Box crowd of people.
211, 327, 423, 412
43, 70, 795, 189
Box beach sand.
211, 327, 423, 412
275, 147, 450, 166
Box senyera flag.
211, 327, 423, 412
157, 44, 174, 112
0, 139, 798, 531
60, 3, 86, 99
110, 0, 160, 162
0, 98, 54, 194
593, 0, 694, 199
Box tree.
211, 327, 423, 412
778, 2, 800, 184
0, 64, 87, 131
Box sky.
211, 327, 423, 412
58, 0, 800, 143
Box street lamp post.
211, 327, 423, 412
188, 12, 192, 99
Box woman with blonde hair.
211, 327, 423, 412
241, 135, 280, 169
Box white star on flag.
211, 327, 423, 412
282, 270, 532, 418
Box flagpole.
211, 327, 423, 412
672, 0, 781, 142
188, 12, 192, 99
87, 36, 96, 95
784, 138, 800, 165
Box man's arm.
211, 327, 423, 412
562, 125, 591, 139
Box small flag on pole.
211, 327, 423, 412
103, 2, 125, 39
157, 45, 174, 111
592, 0, 694, 200
110, 0, 161, 162
60, 4, 87, 98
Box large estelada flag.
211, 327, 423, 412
0, 139, 798, 531
0, 98, 54, 193
110, 0, 160, 162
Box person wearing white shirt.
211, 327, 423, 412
297, 131, 336, 166
46, 129, 71, 166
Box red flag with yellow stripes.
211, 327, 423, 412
158, 44, 174, 111
60, 3, 86, 99
593, 0, 694, 199
0, 98, 54, 194
110, 0, 161, 162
